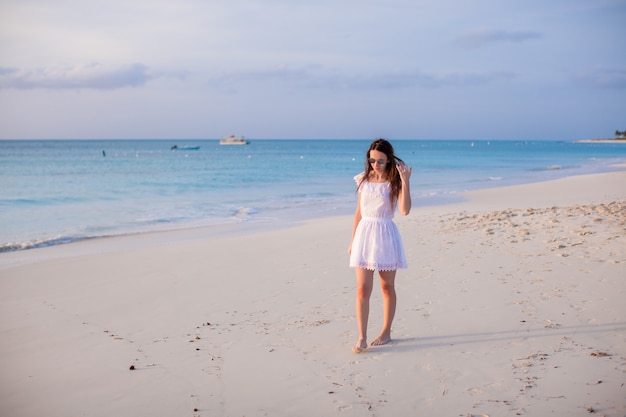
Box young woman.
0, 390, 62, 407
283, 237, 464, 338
349, 139, 412, 353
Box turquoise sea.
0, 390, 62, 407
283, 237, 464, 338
1, 139, 625, 252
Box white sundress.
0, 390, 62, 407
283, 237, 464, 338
349, 172, 407, 271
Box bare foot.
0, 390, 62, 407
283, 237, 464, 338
370, 333, 391, 346
352, 338, 367, 353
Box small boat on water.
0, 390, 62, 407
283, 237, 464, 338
220, 134, 249, 145
171, 145, 201, 150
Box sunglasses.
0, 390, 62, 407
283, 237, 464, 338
368, 158, 388, 165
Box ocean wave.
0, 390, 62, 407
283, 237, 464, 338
0, 235, 88, 253
0, 196, 90, 207
0, 198, 42, 206
233, 207, 258, 219
530, 164, 564, 172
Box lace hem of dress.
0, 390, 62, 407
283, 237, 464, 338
352, 261, 407, 271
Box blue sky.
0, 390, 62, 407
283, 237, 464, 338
0, 0, 624, 140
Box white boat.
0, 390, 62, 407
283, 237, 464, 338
220, 134, 249, 145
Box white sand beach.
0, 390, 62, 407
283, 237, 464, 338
1, 171, 625, 417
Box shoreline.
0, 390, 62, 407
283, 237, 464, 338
2, 160, 625, 258
1, 170, 625, 416
1, 169, 625, 270
3, 139, 626, 255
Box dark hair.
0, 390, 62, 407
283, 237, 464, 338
357, 138, 404, 203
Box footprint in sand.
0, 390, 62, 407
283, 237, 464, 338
336, 404, 352, 412
466, 386, 484, 395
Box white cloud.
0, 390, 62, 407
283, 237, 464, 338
0, 63, 153, 90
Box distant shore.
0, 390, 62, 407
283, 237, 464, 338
576, 138, 626, 143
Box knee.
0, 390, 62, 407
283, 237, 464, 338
380, 282, 396, 296
356, 286, 372, 300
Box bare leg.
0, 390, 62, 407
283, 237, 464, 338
370, 270, 396, 346
353, 267, 374, 353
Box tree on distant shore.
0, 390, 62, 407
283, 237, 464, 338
615, 130, 626, 138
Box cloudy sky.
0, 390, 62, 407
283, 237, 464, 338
0, 0, 624, 140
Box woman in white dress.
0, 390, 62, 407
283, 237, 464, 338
349, 139, 412, 353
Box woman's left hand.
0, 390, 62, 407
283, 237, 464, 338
396, 162, 412, 183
